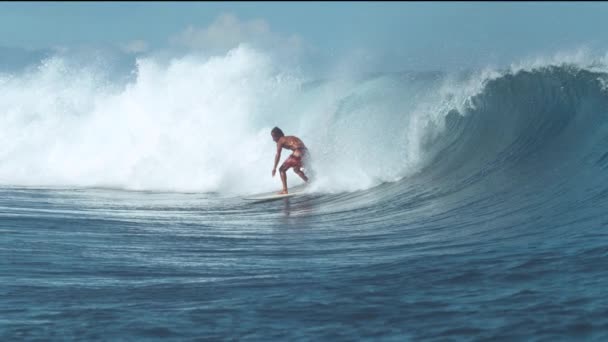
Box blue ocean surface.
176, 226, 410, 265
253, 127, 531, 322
2, 54, 608, 340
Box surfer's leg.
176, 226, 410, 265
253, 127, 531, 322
278, 161, 292, 194
279, 167, 288, 194
293, 167, 308, 183
278, 154, 303, 194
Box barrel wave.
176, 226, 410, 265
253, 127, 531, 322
2, 49, 608, 340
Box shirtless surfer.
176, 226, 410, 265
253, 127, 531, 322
271, 127, 309, 194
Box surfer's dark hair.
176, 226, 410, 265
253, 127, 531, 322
271, 127, 284, 137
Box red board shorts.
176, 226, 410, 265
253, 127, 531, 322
280, 148, 308, 171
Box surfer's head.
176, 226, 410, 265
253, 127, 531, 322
271, 127, 284, 142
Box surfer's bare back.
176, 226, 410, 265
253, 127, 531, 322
271, 127, 309, 194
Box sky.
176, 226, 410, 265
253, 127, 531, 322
1, 2, 608, 71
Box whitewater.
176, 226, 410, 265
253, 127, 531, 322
2, 45, 608, 340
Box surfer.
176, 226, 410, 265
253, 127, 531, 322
271, 127, 309, 194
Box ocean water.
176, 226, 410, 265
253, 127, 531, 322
2, 47, 608, 340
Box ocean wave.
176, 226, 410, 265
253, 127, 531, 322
1, 46, 608, 198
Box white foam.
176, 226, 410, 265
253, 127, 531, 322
0, 45, 453, 195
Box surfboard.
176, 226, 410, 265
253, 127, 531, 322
243, 184, 308, 201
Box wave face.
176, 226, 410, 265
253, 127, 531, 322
416, 64, 608, 203
3, 47, 608, 340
